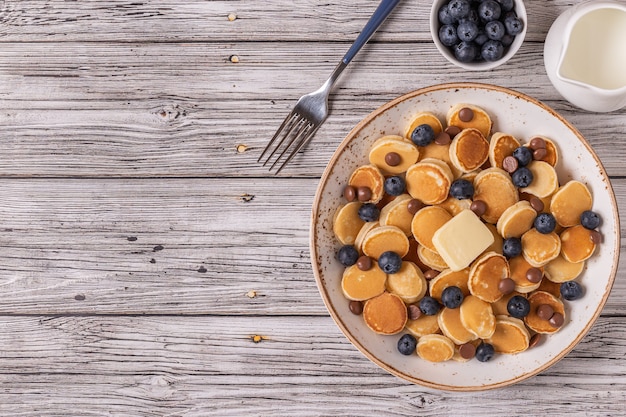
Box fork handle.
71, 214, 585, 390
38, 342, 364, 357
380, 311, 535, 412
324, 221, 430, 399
342, 0, 402, 65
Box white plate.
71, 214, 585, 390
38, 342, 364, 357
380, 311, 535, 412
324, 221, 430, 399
310, 83, 620, 391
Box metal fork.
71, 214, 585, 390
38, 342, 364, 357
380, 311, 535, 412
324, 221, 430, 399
258, 0, 402, 174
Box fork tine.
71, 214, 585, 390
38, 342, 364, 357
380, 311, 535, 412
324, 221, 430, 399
260, 114, 304, 167
268, 119, 311, 171
270, 122, 316, 174
257, 110, 298, 164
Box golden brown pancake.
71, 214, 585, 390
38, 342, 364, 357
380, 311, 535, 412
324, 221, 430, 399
459, 295, 496, 339
405, 111, 444, 139
485, 316, 530, 354
417, 245, 449, 271
560, 225, 596, 263
468, 252, 509, 303
362, 225, 410, 259
405, 313, 440, 337
524, 291, 565, 334
333, 202, 366, 245
521, 229, 561, 267
385, 261, 427, 304
438, 307, 476, 345
449, 128, 490, 173
411, 205, 452, 252
550, 180, 593, 227
509, 255, 543, 293
416, 334, 455, 362
497, 200, 537, 238
428, 268, 471, 299
341, 263, 387, 301
473, 167, 519, 223
489, 132, 521, 169
405, 158, 454, 205
348, 164, 386, 204
520, 161, 559, 198
379, 194, 413, 236
363, 292, 408, 335
369, 135, 420, 174
446, 104, 492, 138
544, 254, 585, 283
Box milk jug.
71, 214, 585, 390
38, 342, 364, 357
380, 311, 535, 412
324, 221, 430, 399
544, 1, 626, 112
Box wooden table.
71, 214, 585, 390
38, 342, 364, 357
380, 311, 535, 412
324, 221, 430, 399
0, 0, 624, 414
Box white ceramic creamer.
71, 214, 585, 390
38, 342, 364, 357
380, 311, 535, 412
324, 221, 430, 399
544, 0, 626, 112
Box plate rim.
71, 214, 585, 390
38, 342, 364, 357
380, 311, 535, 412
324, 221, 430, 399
309, 82, 621, 391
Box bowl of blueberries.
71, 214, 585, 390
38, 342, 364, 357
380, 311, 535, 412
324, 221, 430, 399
431, 0, 527, 70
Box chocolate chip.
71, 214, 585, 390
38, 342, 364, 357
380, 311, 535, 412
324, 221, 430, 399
459, 342, 476, 359
357, 186, 372, 202
528, 333, 542, 348
445, 125, 462, 138
549, 312, 565, 328
459, 107, 474, 122
349, 300, 363, 315
526, 267, 543, 283
385, 152, 401, 166
424, 269, 440, 280
435, 131, 451, 145
529, 196, 544, 212
590, 230, 603, 244
407, 199, 425, 214
408, 303, 422, 320
529, 137, 547, 150
343, 185, 356, 202
356, 255, 372, 271
498, 278, 516, 295
502, 155, 519, 173
536, 304, 554, 320
533, 148, 547, 161
470, 200, 487, 217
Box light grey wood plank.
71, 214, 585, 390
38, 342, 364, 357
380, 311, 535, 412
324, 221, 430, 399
0, 177, 624, 315
0, 315, 624, 416
0, 0, 577, 43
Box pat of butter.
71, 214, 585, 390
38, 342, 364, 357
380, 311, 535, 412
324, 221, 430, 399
432, 209, 494, 271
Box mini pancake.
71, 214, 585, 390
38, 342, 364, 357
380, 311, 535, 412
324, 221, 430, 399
405, 158, 454, 205
459, 295, 496, 339
473, 167, 519, 223
379, 194, 413, 236
449, 128, 490, 173
483, 223, 504, 256
550, 180, 593, 227
489, 132, 521, 169
520, 161, 559, 199
405, 111, 443, 139
509, 255, 543, 293
428, 268, 471, 300
411, 205, 452, 252
385, 261, 427, 304
446, 104, 492, 138
497, 200, 537, 238
416, 334, 455, 362
491, 291, 525, 316
362, 225, 410, 259
369, 135, 420, 174
521, 229, 561, 267
417, 142, 462, 177
341, 263, 387, 301
524, 291, 565, 334
485, 316, 530, 354
354, 221, 380, 253
363, 292, 408, 335
437, 196, 472, 217
438, 307, 476, 345
332, 201, 366, 245
544, 254, 585, 283
468, 252, 509, 303
348, 164, 385, 204
405, 313, 440, 338
417, 245, 449, 271
527, 135, 559, 166
560, 225, 596, 263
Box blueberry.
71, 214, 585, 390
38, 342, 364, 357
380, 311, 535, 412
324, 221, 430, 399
454, 41, 479, 63
534, 213, 557, 234
358, 203, 380, 222
502, 237, 522, 258
457, 20, 479, 42
464, 8, 480, 25
475, 342, 495, 362
378, 251, 403, 274
497, 0, 515, 12
512, 146, 532, 166
397, 334, 417, 355
419, 296, 441, 316
384, 176, 406, 196
337, 245, 359, 266
441, 286, 464, 309
504, 14, 524, 35
474, 30, 489, 46
449, 178, 474, 199
439, 24, 460, 47
507, 295, 530, 318
448, 0, 471, 20
481, 40, 504, 61
512, 167, 533, 188
581, 210, 601, 230
411, 123, 435, 146
478, 0, 501, 22
501, 33, 515, 47
485, 20, 506, 40
561, 281, 584, 301
438, 4, 456, 25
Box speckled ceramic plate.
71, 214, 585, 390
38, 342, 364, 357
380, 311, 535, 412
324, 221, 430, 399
310, 83, 620, 391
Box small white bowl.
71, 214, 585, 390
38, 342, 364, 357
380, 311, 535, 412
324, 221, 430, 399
430, 0, 528, 70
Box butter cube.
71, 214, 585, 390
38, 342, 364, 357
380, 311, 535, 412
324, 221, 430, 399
432, 209, 494, 271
